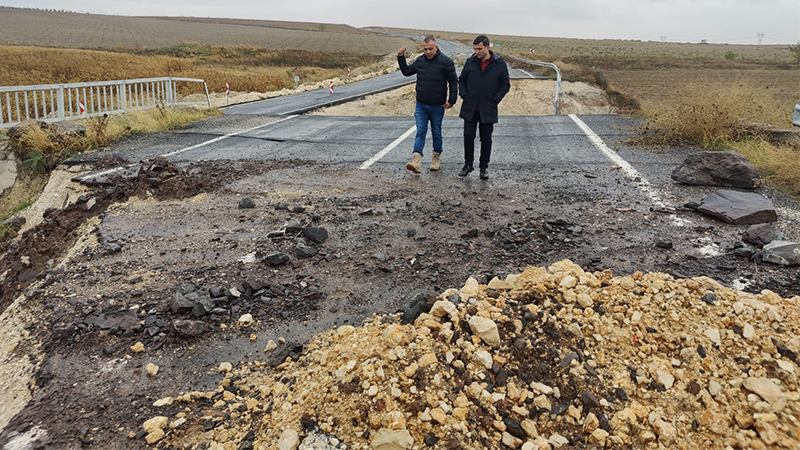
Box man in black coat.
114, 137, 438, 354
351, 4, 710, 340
398, 36, 458, 173
458, 35, 510, 179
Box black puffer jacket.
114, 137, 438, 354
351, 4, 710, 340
398, 50, 458, 107
458, 51, 510, 123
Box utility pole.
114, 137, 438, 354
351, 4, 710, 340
757, 33, 765, 45
660, 35, 667, 42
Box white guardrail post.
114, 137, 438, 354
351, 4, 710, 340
0, 77, 211, 130
498, 52, 566, 115
56, 85, 65, 122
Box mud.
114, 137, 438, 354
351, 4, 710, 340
0, 153, 798, 449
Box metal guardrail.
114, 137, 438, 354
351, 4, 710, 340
793, 104, 800, 128
498, 53, 566, 114
0, 77, 211, 130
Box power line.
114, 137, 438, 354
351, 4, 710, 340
763, 36, 798, 43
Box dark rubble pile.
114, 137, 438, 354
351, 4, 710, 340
146, 260, 799, 450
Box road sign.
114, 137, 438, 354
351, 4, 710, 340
225, 83, 230, 96
294, 75, 300, 89
530, 48, 535, 54
329, 81, 334, 94
79, 101, 86, 115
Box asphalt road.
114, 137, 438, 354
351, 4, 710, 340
221, 69, 545, 116
222, 35, 547, 116
77, 112, 686, 214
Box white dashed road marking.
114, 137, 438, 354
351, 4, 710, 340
569, 114, 667, 208
76, 115, 298, 182
359, 125, 416, 170
569, 114, 694, 229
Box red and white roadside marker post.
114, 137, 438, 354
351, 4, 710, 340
225, 83, 230, 106
347, 67, 351, 80
529, 48, 535, 54
329, 81, 334, 106
79, 101, 86, 115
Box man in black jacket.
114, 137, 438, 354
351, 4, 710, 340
458, 35, 510, 179
398, 36, 458, 173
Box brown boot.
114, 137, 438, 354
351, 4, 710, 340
406, 153, 422, 174
430, 152, 441, 171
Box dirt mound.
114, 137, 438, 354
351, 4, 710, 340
152, 260, 799, 449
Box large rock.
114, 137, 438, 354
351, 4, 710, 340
295, 242, 317, 258
672, 151, 759, 188
8, 120, 86, 139
42, 121, 86, 137
762, 241, 800, 266
170, 292, 195, 314
301, 226, 328, 244
170, 320, 206, 338
264, 251, 290, 266
277, 428, 299, 450
371, 428, 414, 450
399, 290, 436, 324
695, 190, 777, 224
743, 223, 785, 247
468, 316, 501, 347
6, 120, 38, 139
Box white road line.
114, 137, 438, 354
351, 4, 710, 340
568, 114, 667, 209
163, 115, 298, 158
359, 125, 416, 170
76, 115, 298, 181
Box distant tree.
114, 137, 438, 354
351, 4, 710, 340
724, 50, 737, 60
318, 24, 325, 32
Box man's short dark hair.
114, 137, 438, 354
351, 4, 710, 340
473, 35, 490, 46
424, 36, 436, 43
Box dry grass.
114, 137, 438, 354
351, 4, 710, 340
632, 83, 786, 148
13, 107, 220, 171
622, 79, 800, 198
730, 140, 800, 198
0, 44, 380, 93
605, 67, 799, 127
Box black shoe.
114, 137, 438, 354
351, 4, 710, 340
479, 168, 489, 179
458, 164, 473, 177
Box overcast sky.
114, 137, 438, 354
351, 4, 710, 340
4, 0, 798, 44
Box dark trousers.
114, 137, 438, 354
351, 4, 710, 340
463, 110, 494, 169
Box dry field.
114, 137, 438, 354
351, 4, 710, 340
606, 67, 799, 125
0, 8, 408, 53
374, 26, 795, 62
0, 44, 384, 94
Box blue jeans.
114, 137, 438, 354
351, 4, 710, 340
413, 102, 445, 156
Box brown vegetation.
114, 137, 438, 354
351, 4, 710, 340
8, 107, 218, 178
377, 26, 795, 62
0, 44, 381, 93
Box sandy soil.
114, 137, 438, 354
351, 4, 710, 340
309, 79, 615, 117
